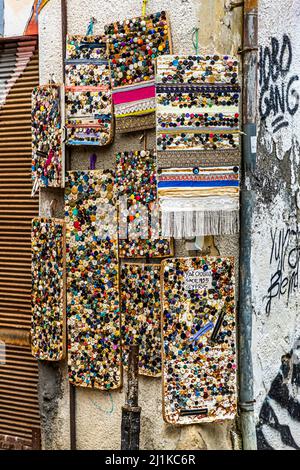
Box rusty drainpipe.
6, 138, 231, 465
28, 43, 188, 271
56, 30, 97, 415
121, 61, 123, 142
239, 0, 258, 450
60, 0, 77, 451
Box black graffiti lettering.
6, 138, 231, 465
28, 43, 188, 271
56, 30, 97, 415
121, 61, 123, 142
257, 342, 300, 450
266, 270, 281, 314
265, 227, 300, 314
280, 34, 293, 74
288, 268, 299, 300
271, 37, 280, 82
259, 34, 298, 130
286, 75, 300, 115
280, 277, 288, 296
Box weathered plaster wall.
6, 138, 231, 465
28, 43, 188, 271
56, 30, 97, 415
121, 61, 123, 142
38, 0, 242, 450
254, 0, 300, 450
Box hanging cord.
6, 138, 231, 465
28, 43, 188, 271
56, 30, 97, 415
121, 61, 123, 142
86, 17, 97, 36
89, 153, 97, 170
142, 0, 148, 17
192, 27, 199, 55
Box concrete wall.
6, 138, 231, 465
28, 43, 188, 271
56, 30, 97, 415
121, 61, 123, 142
254, 0, 300, 450
38, 0, 242, 450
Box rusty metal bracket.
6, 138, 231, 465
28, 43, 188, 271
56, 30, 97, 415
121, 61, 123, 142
228, 1, 244, 10
238, 46, 258, 55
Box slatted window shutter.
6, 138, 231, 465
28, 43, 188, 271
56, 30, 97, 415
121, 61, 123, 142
0, 36, 40, 448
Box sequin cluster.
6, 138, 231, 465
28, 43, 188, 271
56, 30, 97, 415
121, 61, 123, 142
115, 150, 173, 258
65, 35, 113, 146
105, 12, 171, 89
31, 218, 65, 361
161, 257, 237, 424
65, 171, 121, 390
31, 85, 63, 188
156, 55, 240, 153
121, 264, 162, 377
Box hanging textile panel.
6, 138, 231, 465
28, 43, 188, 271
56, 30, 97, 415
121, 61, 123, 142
120, 263, 162, 377
161, 257, 237, 425
105, 11, 172, 133
65, 170, 121, 390
157, 166, 240, 238
31, 84, 64, 189
156, 55, 240, 167
65, 35, 113, 146
115, 150, 173, 258
31, 218, 66, 361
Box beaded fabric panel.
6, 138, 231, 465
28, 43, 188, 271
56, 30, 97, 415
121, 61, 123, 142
65, 170, 121, 390
115, 150, 173, 258
65, 35, 113, 146
31, 218, 65, 361
156, 55, 240, 164
161, 257, 237, 424
105, 11, 172, 132
157, 166, 240, 238
32, 85, 63, 188
121, 263, 162, 377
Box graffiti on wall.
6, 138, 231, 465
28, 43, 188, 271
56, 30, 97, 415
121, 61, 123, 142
265, 226, 300, 314
256, 339, 300, 449
259, 34, 299, 133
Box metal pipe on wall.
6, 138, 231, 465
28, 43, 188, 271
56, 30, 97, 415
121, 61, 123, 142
239, 0, 258, 450
60, 0, 77, 451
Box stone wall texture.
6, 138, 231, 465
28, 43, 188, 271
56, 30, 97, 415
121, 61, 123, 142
254, 0, 300, 450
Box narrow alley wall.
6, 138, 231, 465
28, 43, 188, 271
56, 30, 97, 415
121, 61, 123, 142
254, 0, 300, 450
38, 0, 242, 450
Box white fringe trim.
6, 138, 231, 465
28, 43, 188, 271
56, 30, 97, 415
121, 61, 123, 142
160, 197, 240, 238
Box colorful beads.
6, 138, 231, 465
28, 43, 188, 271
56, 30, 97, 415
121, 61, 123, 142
161, 257, 237, 424
66, 35, 108, 61
121, 264, 162, 377
31, 85, 63, 188
65, 35, 113, 146
115, 150, 173, 258
65, 170, 121, 390
156, 55, 240, 154
157, 55, 239, 85
31, 218, 65, 361
105, 11, 171, 89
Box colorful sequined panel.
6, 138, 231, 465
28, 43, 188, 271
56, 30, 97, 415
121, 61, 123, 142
31, 85, 63, 188
65, 35, 113, 146
31, 218, 65, 361
156, 55, 240, 158
65, 170, 121, 390
105, 12, 171, 132
161, 257, 237, 424
115, 150, 173, 258
121, 264, 162, 377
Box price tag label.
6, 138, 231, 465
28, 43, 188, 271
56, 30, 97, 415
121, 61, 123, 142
184, 269, 212, 291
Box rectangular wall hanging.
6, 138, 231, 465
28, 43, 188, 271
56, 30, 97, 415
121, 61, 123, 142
115, 150, 173, 258
161, 257, 237, 425
105, 11, 172, 133
120, 263, 162, 377
65, 35, 113, 146
31, 217, 66, 361
157, 166, 240, 238
65, 170, 121, 390
156, 55, 240, 168
32, 84, 65, 189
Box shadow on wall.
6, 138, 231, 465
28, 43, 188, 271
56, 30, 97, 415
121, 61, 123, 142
256, 339, 300, 449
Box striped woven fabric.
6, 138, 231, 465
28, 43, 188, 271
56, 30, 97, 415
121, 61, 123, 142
157, 166, 240, 238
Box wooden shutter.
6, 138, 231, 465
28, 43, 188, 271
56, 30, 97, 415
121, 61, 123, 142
0, 36, 40, 448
